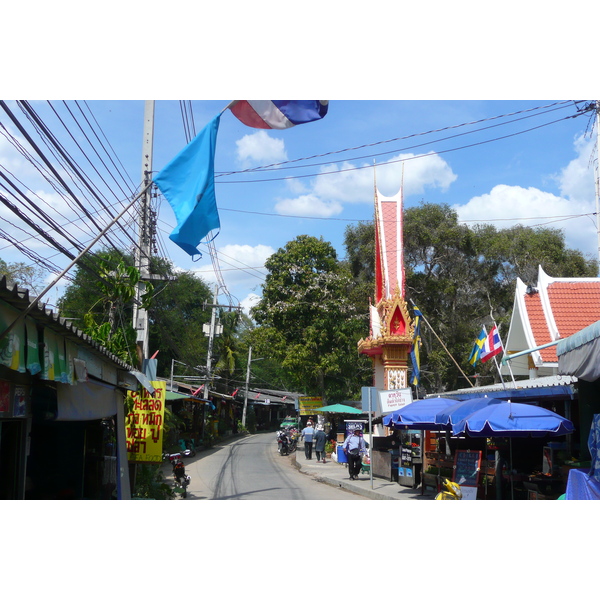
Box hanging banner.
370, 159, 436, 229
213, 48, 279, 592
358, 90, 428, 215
0, 300, 26, 373
299, 396, 323, 415
126, 380, 166, 463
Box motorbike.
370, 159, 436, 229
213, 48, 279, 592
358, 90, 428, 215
435, 477, 462, 500
163, 448, 194, 462
178, 438, 197, 456
277, 429, 298, 455
170, 455, 191, 498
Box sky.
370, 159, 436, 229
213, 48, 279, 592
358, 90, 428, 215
5, 1, 597, 572
1, 98, 598, 315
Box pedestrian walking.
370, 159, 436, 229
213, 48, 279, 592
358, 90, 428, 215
314, 428, 327, 463
343, 428, 366, 480
301, 422, 316, 460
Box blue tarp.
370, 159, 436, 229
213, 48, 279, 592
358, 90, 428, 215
565, 469, 600, 500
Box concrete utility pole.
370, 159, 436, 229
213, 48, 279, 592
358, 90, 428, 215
242, 345, 252, 427
133, 100, 154, 364
203, 285, 220, 404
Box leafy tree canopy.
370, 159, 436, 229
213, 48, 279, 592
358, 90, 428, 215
250, 235, 372, 402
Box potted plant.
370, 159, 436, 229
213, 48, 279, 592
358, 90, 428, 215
325, 441, 335, 458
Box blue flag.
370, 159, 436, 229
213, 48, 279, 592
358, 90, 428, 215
153, 114, 221, 258
468, 326, 487, 366
409, 303, 422, 386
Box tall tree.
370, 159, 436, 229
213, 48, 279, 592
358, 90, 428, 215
344, 202, 598, 393
57, 249, 213, 374
250, 235, 372, 402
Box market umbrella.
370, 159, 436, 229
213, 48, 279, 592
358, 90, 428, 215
313, 403, 363, 414
383, 397, 460, 430
434, 395, 504, 428
452, 401, 575, 438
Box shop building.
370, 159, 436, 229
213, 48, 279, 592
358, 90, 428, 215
0, 277, 137, 499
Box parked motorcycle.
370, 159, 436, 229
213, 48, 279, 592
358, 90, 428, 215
178, 438, 197, 456
277, 428, 297, 455
435, 477, 462, 500
171, 456, 191, 498
163, 448, 194, 462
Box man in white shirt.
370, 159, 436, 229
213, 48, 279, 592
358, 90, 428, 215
301, 423, 316, 460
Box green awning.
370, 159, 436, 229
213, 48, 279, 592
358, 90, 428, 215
166, 391, 208, 403
313, 403, 363, 414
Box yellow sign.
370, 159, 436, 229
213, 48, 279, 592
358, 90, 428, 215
299, 396, 323, 415
126, 380, 166, 463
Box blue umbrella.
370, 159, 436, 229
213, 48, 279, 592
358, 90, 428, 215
452, 401, 575, 438
434, 395, 504, 428
383, 397, 460, 430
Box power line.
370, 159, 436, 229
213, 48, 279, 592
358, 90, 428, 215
216, 100, 582, 177
216, 112, 586, 184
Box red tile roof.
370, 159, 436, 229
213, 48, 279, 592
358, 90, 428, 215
525, 280, 600, 363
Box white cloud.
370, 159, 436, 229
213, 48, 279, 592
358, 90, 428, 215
274, 194, 343, 217
192, 243, 274, 301
272, 152, 457, 219
235, 131, 287, 167
455, 184, 597, 257
455, 133, 599, 259
555, 133, 596, 202
240, 293, 261, 315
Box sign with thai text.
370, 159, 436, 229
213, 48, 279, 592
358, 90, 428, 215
126, 380, 165, 463
378, 388, 413, 413
299, 396, 323, 415
453, 449, 481, 500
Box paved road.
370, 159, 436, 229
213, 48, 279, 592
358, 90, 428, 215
174, 432, 366, 500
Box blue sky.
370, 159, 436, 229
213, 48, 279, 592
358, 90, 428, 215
1, 99, 598, 313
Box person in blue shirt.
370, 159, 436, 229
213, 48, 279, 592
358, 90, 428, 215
301, 422, 316, 460
343, 428, 366, 480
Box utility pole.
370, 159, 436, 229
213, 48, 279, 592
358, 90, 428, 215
243, 345, 252, 427
133, 100, 154, 365
203, 285, 219, 404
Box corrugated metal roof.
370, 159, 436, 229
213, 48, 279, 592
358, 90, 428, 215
0, 276, 135, 370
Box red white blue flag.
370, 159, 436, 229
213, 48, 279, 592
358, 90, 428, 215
229, 100, 328, 129
480, 325, 503, 363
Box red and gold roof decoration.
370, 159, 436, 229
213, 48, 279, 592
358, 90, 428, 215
358, 289, 414, 356
374, 185, 405, 304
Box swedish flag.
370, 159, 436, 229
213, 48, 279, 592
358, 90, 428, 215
410, 304, 422, 386
468, 327, 487, 365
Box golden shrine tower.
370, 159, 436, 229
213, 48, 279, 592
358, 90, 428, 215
357, 179, 414, 390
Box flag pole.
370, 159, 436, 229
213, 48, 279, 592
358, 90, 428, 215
220, 101, 238, 114
417, 310, 475, 387
0, 183, 152, 344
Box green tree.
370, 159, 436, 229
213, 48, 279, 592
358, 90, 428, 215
250, 235, 371, 402
343, 202, 598, 394
57, 249, 213, 374
0, 258, 46, 294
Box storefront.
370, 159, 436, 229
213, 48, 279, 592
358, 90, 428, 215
0, 278, 137, 499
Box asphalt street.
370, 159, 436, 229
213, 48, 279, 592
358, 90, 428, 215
162, 432, 368, 500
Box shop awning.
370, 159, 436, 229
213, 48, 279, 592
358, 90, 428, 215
166, 391, 209, 403
557, 320, 600, 382
313, 403, 363, 414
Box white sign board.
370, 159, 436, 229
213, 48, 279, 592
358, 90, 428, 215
378, 388, 413, 413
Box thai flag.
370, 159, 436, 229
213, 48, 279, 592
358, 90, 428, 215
480, 325, 503, 363
229, 100, 328, 129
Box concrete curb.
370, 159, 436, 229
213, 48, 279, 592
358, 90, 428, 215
291, 453, 403, 500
